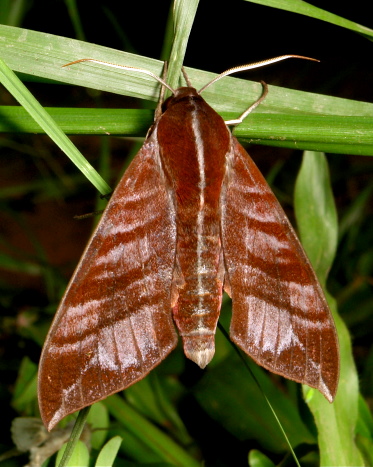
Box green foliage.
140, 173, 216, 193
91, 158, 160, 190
0, 1, 372, 466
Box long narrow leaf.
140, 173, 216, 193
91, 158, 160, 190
295, 152, 364, 466
0, 58, 110, 194
1, 25, 373, 118
103, 394, 200, 467
1, 107, 372, 156
166, 0, 200, 90
244, 0, 373, 38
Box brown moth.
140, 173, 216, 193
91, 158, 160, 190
38, 56, 339, 431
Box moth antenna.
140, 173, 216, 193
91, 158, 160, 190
62, 58, 176, 94
198, 54, 319, 94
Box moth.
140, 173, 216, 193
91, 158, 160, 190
38, 55, 339, 431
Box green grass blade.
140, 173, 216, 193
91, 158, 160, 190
0, 107, 153, 136
56, 440, 90, 467
64, 0, 86, 41
1, 107, 372, 156
235, 114, 373, 156
95, 436, 123, 467
244, 0, 373, 38
166, 0, 200, 90
1, 24, 372, 118
0, 59, 110, 194
57, 407, 91, 467
193, 358, 315, 453
295, 152, 364, 466
305, 295, 364, 466
0, 24, 165, 101
103, 394, 200, 467
294, 152, 338, 286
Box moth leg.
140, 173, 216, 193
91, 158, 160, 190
153, 61, 169, 122
225, 81, 268, 126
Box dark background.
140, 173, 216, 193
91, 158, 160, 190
19, 0, 373, 99
1, 0, 372, 465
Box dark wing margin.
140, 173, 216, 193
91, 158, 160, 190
221, 136, 339, 401
38, 133, 178, 430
